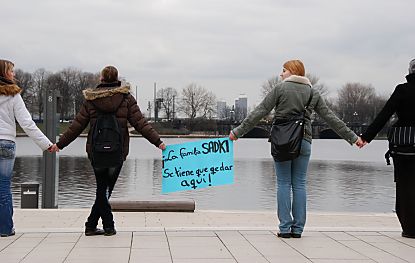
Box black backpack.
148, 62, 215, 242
91, 109, 123, 168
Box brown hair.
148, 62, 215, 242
101, 66, 118, 83
283, 60, 305, 76
0, 59, 15, 81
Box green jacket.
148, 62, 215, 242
232, 75, 358, 145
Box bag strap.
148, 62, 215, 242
91, 102, 103, 116
272, 88, 314, 125
303, 89, 313, 112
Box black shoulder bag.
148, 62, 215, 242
385, 126, 415, 165
270, 91, 313, 162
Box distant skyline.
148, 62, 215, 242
2, 0, 414, 109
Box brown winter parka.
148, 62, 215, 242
56, 81, 162, 160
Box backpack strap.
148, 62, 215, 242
300, 88, 313, 123
90, 100, 103, 115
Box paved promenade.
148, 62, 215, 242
1, 209, 414, 262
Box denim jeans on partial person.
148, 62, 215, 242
274, 139, 311, 235
0, 140, 16, 236
85, 165, 122, 230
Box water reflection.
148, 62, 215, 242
11, 156, 394, 212
307, 161, 395, 212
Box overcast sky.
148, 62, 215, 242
2, 0, 414, 111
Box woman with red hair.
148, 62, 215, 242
230, 59, 360, 238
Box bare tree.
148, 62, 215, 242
336, 83, 378, 123
55, 68, 99, 121
14, 69, 33, 97
14, 69, 35, 115
370, 94, 389, 123
73, 71, 99, 116
157, 87, 178, 121
32, 69, 51, 120
258, 76, 280, 121
200, 90, 216, 119
306, 73, 329, 98
260, 76, 280, 99
179, 83, 216, 120
57, 68, 81, 121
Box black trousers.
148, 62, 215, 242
393, 156, 415, 236
85, 165, 122, 229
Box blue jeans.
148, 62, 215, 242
0, 140, 16, 236
274, 139, 311, 234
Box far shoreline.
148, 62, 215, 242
16, 133, 225, 139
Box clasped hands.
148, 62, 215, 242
355, 137, 368, 149
47, 144, 60, 153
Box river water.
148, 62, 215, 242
12, 137, 394, 212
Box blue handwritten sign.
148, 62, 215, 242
161, 138, 234, 193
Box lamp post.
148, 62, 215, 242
147, 101, 152, 120
73, 100, 76, 118
353, 111, 358, 123
155, 98, 163, 122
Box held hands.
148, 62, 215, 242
159, 143, 166, 150
47, 144, 60, 153
355, 137, 368, 148
229, 130, 238, 141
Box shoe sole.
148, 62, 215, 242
85, 229, 105, 236
402, 233, 415, 238
1, 233, 15, 237
277, 233, 291, 238
85, 232, 105, 236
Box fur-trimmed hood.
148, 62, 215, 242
83, 85, 130, 101
0, 84, 21, 96
283, 75, 312, 86
0, 76, 22, 96
83, 83, 130, 113
0, 78, 22, 106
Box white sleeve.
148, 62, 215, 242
13, 94, 52, 151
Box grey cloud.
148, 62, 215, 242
2, 0, 414, 107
